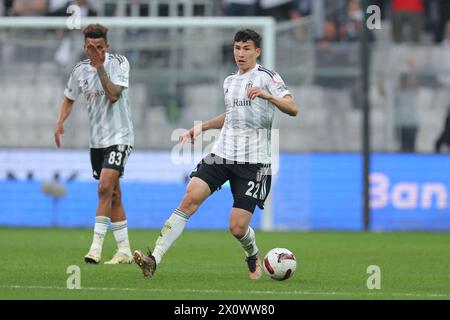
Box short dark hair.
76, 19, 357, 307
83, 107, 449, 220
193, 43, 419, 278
234, 29, 262, 48
83, 24, 108, 42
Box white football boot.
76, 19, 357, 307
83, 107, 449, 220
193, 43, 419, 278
84, 249, 101, 264
104, 251, 133, 264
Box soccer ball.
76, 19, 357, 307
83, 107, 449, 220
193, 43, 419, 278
263, 248, 297, 281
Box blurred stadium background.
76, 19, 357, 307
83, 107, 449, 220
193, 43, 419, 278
1, 0, 450, 232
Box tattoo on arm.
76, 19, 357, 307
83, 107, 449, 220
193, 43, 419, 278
96, 66, 122, 101
96, 65, 109, 86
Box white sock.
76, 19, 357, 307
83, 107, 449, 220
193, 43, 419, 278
152, 208, 190, 265
111, 220, 132, 256
237, 226, 258, 257
89, 216, 109, 253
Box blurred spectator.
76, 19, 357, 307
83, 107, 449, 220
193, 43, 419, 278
436, 21, 450, 116
339, 0, 364, 42
315, 19, 361, 89
441, 20, 450, 46
3, 0, 13, 15
223, 0, 257, 17
435, 107, 450, 153
391, 0, 424, 43
318, 19, 339, 49
311, 0, 347, 41
422, 0, 450, 43
126, 0, 149, 16
295, 0, 313, 17
48, 0, 97, 17
324, 0, 348, 25
424, 0, 439, 41
10, 0, 47, 16
394, 72, 418, 152
437, 21, 450, 88
370, 0, 388, 20
259, 0, 298, 22
436, 0, 450, 42
47, 0, 70, 14
0, 0, 4, 16
287, 0, 315, 41
6, 171, 17, 181
26, 171, 34, 181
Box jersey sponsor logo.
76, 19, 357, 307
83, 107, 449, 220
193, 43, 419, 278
233, 98, 251, 107
84, 90, 105, 102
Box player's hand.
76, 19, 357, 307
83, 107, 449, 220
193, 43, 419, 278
179, 128, 195, 145
86, 41, 103, 68
54, 122, 64, 148
247, 86, 270, 100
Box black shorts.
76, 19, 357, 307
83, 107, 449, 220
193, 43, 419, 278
90, 145, 132, 180
189, 153, 272, 213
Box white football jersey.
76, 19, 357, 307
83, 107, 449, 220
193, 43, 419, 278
211, 64, 291, 164
64, 52, 134, 148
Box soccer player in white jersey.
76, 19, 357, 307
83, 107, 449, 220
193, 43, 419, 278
54, 24, 134, 265
134, 29, 298, 279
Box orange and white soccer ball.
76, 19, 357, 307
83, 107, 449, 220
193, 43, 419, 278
263, 248, 297, 281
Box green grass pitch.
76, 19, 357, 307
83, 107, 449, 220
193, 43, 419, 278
0, 228, 449, 300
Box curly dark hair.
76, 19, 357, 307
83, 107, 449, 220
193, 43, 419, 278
83, 24, 108, 42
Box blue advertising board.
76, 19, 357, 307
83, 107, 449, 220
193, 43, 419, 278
1, 150, 449, 231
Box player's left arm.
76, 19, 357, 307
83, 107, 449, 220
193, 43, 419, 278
86, 44, 123, 103
247, 87, 299, 117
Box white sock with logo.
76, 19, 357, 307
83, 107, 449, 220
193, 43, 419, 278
237, 226, 258, 257
89, 216, 109, 253
152, 208, 190, 265
111, 220, 132, 256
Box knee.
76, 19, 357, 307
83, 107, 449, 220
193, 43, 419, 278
229, 222, 247, 239
98, 183, 114, 200
179, 190, 202, 214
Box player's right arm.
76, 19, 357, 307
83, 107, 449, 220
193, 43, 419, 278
180, 113, 226, 144
56, 62, 81, 148
54, 97, 74, 148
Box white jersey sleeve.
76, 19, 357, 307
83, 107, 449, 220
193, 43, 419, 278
110, 55, 130, 88
264, 72, 291, 98
64, 70, 80, 101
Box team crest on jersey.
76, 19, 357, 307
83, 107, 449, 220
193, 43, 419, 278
80, 79, 89, 91
117, 145, 126, 152
246, 81, 253, 90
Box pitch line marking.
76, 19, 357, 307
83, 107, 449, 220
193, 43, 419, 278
1, 285, 448, 298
